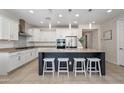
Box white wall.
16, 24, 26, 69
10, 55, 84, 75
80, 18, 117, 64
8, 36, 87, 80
100, 18, 117, 64
92, 30, 99, 49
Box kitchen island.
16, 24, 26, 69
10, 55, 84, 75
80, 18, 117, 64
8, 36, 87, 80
38, 48, 105, 76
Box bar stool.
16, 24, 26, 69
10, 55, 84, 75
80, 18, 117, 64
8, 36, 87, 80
43, 58, 55, 77
57, 58, 69, 77
73, 58, 86, 77
87, 58, 101, 77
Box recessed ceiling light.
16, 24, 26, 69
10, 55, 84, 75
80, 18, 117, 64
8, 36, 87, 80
92, 21, 95, 23
58, 14, 63, 17
40, 21, 43, 24
75, 14, 79, 17
57, 21, 61, 24
74, 21, 77, 24
29, 10, 34, 14
107, 9, 112, 13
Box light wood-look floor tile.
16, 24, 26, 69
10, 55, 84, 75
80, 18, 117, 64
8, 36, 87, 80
0, 59, 124, 84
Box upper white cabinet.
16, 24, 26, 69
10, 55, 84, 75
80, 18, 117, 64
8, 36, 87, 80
27, 28, 78, 42
27, 28, 56, 42
0, 16, 10, 40
40, 30, 56, 42
56, 28, 70, 39
10, 19, 19, 40
27, 28, 41, 42
56, 28, 78, 39
0, 15, 19, 40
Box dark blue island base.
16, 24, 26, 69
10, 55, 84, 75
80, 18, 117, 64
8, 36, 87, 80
38, 52, 105, 76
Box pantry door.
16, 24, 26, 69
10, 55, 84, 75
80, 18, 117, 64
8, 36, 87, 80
117, 20, 124, 66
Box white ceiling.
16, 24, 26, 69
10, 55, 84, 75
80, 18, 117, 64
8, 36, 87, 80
7, 9, 124, 27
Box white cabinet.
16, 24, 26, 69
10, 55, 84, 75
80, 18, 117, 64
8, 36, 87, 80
9, 51, 25, 71
10, 20, 19, 40
0, 15, 19, 40
9, 49, 38, 73
0, 48, 38, 75
31, 28, 40, 42
56, 28, 78, 39
27, 28, 41, 42
40, 30, 56, 42
27, 28, 56, 42
56, 28, 70, 39
27, 28, 33, 41
9, 53, 20, 71
0, 16, 10, 40
70, 29, 78, 36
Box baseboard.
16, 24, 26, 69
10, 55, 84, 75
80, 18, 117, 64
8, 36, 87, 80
106, 60, 117, 65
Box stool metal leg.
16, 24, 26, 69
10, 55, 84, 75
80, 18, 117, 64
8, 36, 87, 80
75, 61, 77, 77
58, 61, 60, 77
83, 62, 86, 77
98, 61, 101, 76
67, 61, 69, 77
73, 61, 75, 72
95, 62, 97, 71
87, 60, 89, 71
52, 61, 54, 77
43, 61, 46, 77
89, 61, 92, 77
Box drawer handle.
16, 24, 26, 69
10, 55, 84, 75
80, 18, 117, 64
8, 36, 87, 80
18, 56, 21, 60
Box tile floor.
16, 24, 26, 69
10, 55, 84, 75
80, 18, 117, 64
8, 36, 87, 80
0, 59, 124, 84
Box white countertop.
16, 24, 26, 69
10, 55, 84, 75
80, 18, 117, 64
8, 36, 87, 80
0, 47, 105, 53
38, 48, 105, 53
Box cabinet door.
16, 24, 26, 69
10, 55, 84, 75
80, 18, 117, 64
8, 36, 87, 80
33, 29, 41, 41
27, 28, 33, 42
10, 20, 19, 40
70, 29, 78, 36
0, 16, 10, 40
9, 54, 19, 71
40, 31, 56, 42
0, 16, 18, 40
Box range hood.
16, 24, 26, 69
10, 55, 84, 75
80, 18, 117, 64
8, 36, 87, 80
19, 19, 31, 37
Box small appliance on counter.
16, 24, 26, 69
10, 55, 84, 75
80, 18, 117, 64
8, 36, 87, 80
56, 39, 66, 49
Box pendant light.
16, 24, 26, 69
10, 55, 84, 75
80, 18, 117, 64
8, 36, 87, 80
69, 23, 71, 30
49, 23, 51, 30
89, 23, 92, 29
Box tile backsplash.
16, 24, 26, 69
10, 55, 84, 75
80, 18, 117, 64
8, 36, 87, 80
14, 36, 27, 48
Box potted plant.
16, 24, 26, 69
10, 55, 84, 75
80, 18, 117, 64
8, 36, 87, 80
78, 35, 85, 48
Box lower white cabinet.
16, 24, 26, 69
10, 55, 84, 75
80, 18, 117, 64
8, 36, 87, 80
9, 53, 20, 71
0, 48, 38, 75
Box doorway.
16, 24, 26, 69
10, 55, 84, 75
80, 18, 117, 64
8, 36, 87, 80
82, 29, 98, 49
117, 20, 124, 66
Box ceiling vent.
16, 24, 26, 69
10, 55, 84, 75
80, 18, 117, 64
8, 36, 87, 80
68, 9, 72, 12
45, 17, 51, 21
88, 9, 92, 12
48, 9, 53, 13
